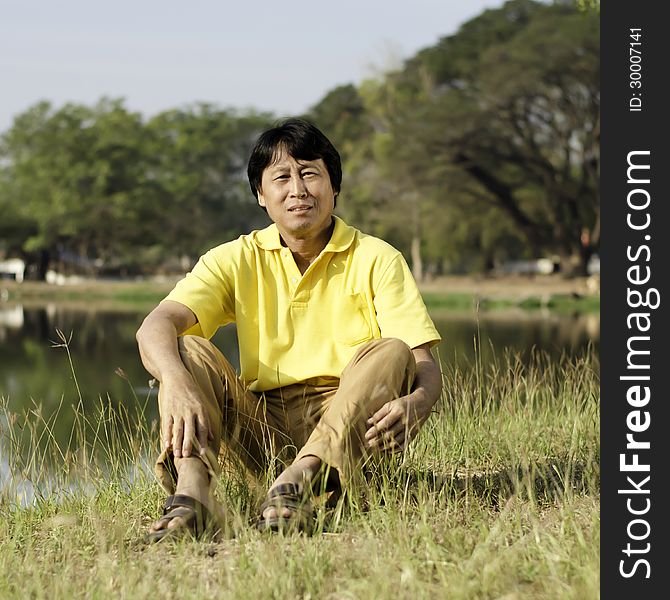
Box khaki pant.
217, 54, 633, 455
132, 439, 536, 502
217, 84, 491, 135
155, 336, 416, 494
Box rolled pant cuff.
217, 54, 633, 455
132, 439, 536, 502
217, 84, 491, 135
154, 445, 221, 495
295, 439, 366, 493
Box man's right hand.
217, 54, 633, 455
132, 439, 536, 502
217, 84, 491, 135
136, 300, 210, 460
159, 373, 212, 458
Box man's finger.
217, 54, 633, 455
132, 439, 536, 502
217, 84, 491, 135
196, 412, 209, 455
366, 402, 392, 427
381, 433, 401, 453
378, 427, 409, 454
397, 418, 423, 449
182, 415, 195, 458
393, 427, 407, 449
172, 418, 184, 458
368, 419, 406, 449
162, 417, 174, 450
365, 408, 402, 440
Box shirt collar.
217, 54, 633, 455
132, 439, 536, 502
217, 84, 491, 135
252, 215, 356, 253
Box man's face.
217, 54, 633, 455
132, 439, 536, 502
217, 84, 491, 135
257, 151, 336, 239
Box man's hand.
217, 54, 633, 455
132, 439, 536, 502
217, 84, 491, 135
364, 343, 442, 453
160, 373, 212, 459
364, 392, 433, 452
136, 300, 211, 459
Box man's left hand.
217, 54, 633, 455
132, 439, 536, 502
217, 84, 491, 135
364, 392, 433, 453
364, 344, 442, 453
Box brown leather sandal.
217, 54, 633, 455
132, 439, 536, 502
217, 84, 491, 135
256, 483, 315, 535
145, 494, 214, 543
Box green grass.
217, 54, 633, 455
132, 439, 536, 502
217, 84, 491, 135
2, 281, 171, 309
0, 347, 600, 599
422, 291, 600, 314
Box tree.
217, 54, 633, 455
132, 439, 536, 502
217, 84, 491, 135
0, 101, 273, 278
402, 0, 600, 274
144, 105, 273, 264
0, 99, 159, 278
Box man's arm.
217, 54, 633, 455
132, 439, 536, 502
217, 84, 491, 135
364, 342, 442, 452
136, 300, 211, 459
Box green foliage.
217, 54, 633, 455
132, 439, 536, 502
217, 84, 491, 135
144, 105, 273, 259
0, 100, 272, 278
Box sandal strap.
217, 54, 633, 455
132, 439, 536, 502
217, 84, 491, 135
163, 494, 205, 514
259, 483, 313, 518
266, 483, 302, 500
161, 494, 211, 535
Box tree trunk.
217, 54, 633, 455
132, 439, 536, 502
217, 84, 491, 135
37, 250, 50, 281
22, 249, 50, 281
411, 234, 423, 282
409, 193, 423, 282
558, 244, 593, 278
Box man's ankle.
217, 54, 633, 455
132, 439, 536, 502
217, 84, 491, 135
174, 456, 211, 503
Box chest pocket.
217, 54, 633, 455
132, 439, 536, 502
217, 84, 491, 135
334, 292, 373, 346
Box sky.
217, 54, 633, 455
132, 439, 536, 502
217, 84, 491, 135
0, 0, 506, 133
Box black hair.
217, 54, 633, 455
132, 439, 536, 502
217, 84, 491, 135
247, 118, 342, 204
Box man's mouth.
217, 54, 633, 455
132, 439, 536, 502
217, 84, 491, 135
288, 205, 312, 212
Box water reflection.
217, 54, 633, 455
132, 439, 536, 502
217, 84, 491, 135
1, 302, 155, 412
430, 309, 600, 368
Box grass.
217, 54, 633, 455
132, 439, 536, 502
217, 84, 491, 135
421, 291, 600, 314
1, 280, 173, 311
0, 343, 600, 599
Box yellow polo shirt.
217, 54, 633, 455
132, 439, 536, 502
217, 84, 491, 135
165, 215, 440, 391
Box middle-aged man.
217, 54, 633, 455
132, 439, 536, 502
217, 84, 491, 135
136, 118, 442, 540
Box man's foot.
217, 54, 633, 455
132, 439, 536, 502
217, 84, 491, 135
148, 456, 222, 541
258, 455, 323, 530
146, 494, 214, 542
257, 482, 315, 534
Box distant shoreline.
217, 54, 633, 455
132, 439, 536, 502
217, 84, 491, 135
0, 274, 600, 313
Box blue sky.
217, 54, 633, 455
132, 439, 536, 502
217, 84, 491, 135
0, 0, 505, 132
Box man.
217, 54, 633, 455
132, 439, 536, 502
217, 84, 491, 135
136, 118, 442, 540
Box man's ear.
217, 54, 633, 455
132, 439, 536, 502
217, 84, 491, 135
257, 191, 266, 208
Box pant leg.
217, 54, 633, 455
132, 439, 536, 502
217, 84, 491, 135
263, 382, 339, 452
154, 335, 289, 494
294, 337, 416, 489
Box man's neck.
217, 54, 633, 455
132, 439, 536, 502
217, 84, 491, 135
278, 218, 334, 273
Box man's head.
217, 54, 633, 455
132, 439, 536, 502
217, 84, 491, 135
247, 118, 342, 206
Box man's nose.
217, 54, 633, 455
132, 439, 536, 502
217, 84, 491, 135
289, 175, 307, 197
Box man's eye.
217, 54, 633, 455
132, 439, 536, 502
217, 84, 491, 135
302, 171, 317, 177
274, 175, 289, 180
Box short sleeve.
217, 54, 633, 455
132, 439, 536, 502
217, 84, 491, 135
373, 254, 441, 349
164, 248, 235, 339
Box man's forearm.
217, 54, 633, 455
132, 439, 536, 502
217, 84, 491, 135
136, 314, 189, 383
411, 354, 443, 412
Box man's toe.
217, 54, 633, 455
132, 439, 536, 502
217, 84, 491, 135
166, 516, 187, 530
263, 507, 278, 520
148, 506, 191, 533
262, 506, 293, 520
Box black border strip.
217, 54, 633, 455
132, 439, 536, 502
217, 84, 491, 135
601, 2, 669, 595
